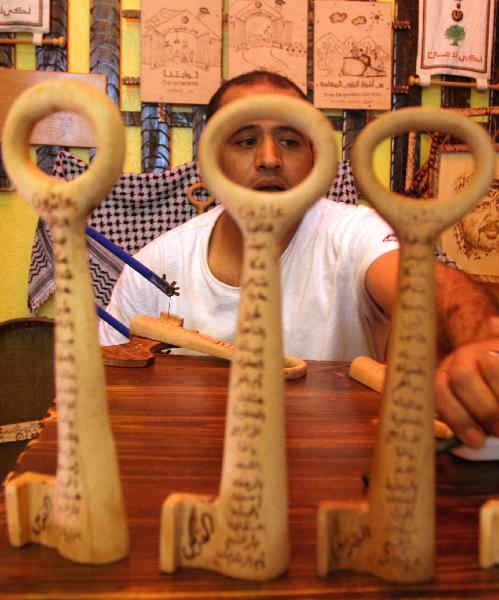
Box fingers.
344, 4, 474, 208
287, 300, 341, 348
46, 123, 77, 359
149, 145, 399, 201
478, 349, 499, 393
435, 342, 499, 448
435, 367, 487, 448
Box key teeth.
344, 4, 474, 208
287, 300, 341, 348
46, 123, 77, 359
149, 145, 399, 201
160, 493, 288, 580
480, 499, 499, 568
160, 493, 215, 574
6, 472, 57, 548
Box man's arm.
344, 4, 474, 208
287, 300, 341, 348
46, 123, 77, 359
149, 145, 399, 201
366, 250, 499, 448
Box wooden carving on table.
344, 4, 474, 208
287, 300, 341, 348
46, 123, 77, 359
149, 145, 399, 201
1, 80, 129, 564
317, 107, 495, 582
159, 94, 338, 580
123, 312, 307, 379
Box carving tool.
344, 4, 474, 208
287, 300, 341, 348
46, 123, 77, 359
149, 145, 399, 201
85, 225, 179, 298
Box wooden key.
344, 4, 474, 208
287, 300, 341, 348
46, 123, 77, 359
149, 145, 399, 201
2, 80, 129, 564
129, 312, 307, 379
318, 108, 495, 582
187, 181, 215, 215
349, 356, 454, 439
160, 94, 338, 580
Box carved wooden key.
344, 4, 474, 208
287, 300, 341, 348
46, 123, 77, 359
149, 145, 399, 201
2, 81, 129, 564
317, 108, 495, 582
129, 312, 307, 379
160, 94, 338, 580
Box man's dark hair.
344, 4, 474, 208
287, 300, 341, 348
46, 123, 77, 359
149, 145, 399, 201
205, 70, 309, 122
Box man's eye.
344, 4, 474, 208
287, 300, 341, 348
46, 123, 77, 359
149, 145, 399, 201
279, 137, 302, 149
235, 137, 257, 148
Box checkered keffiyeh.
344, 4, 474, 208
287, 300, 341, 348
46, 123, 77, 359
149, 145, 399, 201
28, 151, 358, 312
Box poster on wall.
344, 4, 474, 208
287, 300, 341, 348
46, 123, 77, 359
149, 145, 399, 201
416, 0, 495, 89
314, 0, 392, 110
227, 0, 308, 94
437, 151, 499, 283
0, 0, 50, 32
141, 0, 222, 104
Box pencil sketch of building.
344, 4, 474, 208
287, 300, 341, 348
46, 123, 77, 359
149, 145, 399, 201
228, 0, 306, 72
142, 8, 221, 71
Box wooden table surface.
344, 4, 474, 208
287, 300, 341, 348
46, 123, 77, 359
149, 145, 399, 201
1, 355, 499, 599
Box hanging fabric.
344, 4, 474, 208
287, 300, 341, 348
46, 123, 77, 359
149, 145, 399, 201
416, 0, 496, 90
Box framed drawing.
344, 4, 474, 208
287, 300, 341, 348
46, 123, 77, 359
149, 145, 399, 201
313, 0, 392, 110
435, 147, 499, 283
140, 0, 222, 104
227, 0, 308, 94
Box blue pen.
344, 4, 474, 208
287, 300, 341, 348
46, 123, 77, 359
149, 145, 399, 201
96, 305, 130, 338
86, 226, 179, 297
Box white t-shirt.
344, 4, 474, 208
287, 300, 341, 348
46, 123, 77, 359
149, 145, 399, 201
99, 199, 398, 360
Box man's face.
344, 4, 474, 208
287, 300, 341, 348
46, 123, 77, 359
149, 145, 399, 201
460, 179, 499, 252
217, 82, 314, 193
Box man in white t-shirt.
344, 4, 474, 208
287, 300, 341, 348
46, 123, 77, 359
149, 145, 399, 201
101, 70, 499, 450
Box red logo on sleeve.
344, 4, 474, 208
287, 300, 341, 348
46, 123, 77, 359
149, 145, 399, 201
383, 233, 398, 242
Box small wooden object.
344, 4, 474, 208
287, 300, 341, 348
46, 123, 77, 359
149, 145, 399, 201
0, 36, 66, 47
480, 500, 499, 567
349, 356, 453, 438
101, 336, 166, 367
0, 420, 42, 443
159, 94, 338, 580
318, 108, 495, 582
187, 182, 215, 215
2, 80, 129, 564
349, 356, 386, 393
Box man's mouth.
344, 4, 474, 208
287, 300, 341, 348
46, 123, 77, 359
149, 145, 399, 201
254, 182, 286, 192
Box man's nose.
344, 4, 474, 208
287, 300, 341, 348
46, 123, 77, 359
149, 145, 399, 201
255, 137, 282, 170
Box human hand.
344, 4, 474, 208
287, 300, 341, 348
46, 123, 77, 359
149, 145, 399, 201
435, 332, 499, 448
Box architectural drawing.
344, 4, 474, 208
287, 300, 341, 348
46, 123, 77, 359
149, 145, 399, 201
141, 1, 222, 104
314, 1, 392, 110
227, 0, 307, 93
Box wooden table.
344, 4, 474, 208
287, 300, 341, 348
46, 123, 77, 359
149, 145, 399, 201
1, 356, 499, 598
